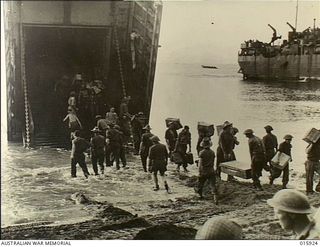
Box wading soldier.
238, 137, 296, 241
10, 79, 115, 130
131, 112, 144, 155
216, 121, 236, 180
262, 125, 277, 171
165, 122, 178, 161
270, 134, 293, 189
105, 107, 118, 125
267, 189, 320, 239
148, 136, 171, 193
90, 127, 105, 175
175, 125, 192, 172
197, 137, 218, 204
71, 130, 90, 178
115, 125, 127, 168
305, 138, 320, 194
244, 129, 266, 190
140, 125, 154, 172
96, 115, 109, 136
106, 123, 121, 169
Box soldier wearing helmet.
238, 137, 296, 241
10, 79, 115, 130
148, 136, 171, 193
267, 189, 320, 239
262, 125, 278, 171
216, 121, 237, 180
105, 124, 121, 169
244, 129, 266, 190
140, 125, 154, 172
195, 216, 243, 240
165, 122, 178, 162
270, 134, 293, 188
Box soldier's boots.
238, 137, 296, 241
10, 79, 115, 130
253, 182, 263, 191
269, 177, 274, 185
153, 185, 160, 191
165, 183, 172, 194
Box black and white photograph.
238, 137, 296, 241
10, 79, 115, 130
1, 0, 320, 241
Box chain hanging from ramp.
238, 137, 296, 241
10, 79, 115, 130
113, 26, 127, 98
20, 26, 31, 148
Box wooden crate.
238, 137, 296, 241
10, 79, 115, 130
271, 151, 290, 170
197, 122, 214, 136
220, 160, 252, 179
303, 128, 320, 143
165, 118, 182, 130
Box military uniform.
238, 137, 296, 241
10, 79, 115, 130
106, 127, 121, 169
305, 139, 320, 193
165, 127, 178, 159
198, 148, 217, 198
175, 129, 191, 169
297, 221, 320, 240
90, 133, 105, 175
71, 137, 90, 178
148, 143, 168, 175
140, 132, 154, 172
248, 135, 266, 188
270, 141, 292, 187
263, 133, 278, 165
216, 129, 236, 177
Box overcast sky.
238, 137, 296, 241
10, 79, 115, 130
158, 0, 320, 65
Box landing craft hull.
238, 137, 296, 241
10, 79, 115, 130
238, 54, 320, 81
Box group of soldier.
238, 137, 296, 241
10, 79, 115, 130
68, 112, 320, 201
67, 113, 320, 239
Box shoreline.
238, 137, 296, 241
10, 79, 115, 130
2, 154, 320, 240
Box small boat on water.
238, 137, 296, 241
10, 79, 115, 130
201, 65, 218, 69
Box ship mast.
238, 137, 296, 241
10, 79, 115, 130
295, 0, 299, 30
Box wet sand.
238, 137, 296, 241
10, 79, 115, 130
2, 150, 320, 240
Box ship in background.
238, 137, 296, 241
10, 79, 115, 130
3, 1, 162, 148
238, 21, 320, 82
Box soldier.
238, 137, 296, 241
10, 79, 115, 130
244, 129, 266, 190
119, 97, 132, 145
267, 189, 320, 239
105, 107, 118, 125
195, 216, 243, 240
197, 137, 218, 204
262, 125, 278, 171
114, 125, 127, 168
148, 136, 171, 193
95, 115, 109, 135
90, 127, 105, 175
165, 122, 178, 161
174, 126, 192, 172
131, 112, 144, 155
270, 134, 293, 189
305, 138, 320, 194
140, 125, 154, 172
216, 121, 236, 180
70, 130, 90, 178
106, 123, 121, 169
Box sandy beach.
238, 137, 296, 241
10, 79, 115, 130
2, 151, 320, 240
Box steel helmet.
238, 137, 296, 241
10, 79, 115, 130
267, 189, 313, 214
243, 129, 253, 135
195, 216, 242, 240
283, 134, 293, 140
